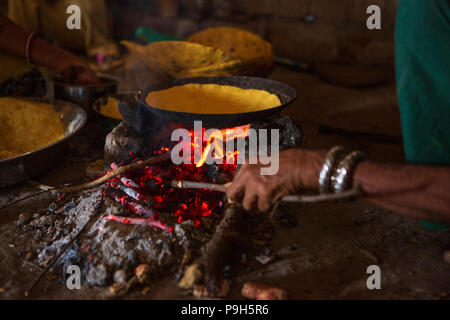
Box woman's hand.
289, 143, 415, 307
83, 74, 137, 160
49, 50, 100, 85
226, 149, 326, 212
0, 15, 100, 85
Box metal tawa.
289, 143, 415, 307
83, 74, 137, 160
133, 76, 297, 129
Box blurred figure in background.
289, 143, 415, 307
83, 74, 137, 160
8, 0, 118, 59
0, 13, 100, 97
1, 0, 120, 96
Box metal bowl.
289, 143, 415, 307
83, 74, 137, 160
0, 98, 87, 188
92, 94, 124, 133
54, 74, 118, 117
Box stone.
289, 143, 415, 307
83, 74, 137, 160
86, 264, 108, 286
158, 243, 175, 267
134, 264, 150, 283
38, 215, 54, 227
444, 251, 450, 264
104, 121, 145, 168
16, 212, 32, 227
113, 269, 128, 284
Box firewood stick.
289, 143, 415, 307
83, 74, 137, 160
171, 180, 231, 192
57, 153, 170, 193
179, 204, 246, 296
171, 180, 362, 203
0, 153, 171, 209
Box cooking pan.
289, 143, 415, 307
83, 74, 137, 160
133, 76, 296, 129
0, 98, 87, 188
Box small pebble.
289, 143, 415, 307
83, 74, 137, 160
48, 202, 58, 214
443, 251, 450, 264
113, 270, 127, 285
47, 226, 56, 235
86, 264, 108, 286
135, 264, 150, 283
16, 212, 32, 226
63, 202, 77, 212
38, 215, 53, 227
256, 255, 273, 265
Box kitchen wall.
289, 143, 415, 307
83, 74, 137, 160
112, 0, 398, 67
230, 0, 398, 66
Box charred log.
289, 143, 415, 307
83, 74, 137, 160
179, 203, 247, 297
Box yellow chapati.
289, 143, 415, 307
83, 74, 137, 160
145, 83, 281, 114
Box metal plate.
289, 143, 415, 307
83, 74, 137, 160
0, 98, 87, 188
136, 76, 297, 128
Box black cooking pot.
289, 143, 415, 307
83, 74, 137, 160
119, 76, 296, 132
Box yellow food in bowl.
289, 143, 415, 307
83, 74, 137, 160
145, 83, 281, 114
0, 98, 65, 160
98, 96, 122, 120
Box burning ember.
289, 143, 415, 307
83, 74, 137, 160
103, 124, 250, 230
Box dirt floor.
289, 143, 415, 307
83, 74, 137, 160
0, 66, 449, 299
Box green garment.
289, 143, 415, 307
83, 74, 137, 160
395, 0, 450, 229
134, 27, 181, 44
395, 0, 450, 165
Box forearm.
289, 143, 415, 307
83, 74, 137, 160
0, 14, 65, 71
354, 161, 450, 222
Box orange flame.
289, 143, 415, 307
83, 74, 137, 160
195, 124, 250, 167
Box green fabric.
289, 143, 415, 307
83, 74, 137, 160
134, 27, 181, 44
395, 0, 450, 230
395, 0, 450, 165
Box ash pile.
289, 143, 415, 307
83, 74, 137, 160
17, 189, 223, 291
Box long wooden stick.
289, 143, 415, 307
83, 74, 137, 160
0, 153, 171, 209
171, 180, 362, 203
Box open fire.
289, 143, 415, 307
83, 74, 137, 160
102, 124, 251, 231
14, 115, 301, 296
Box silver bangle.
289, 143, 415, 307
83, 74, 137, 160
25, 32, 36, 64
331, 151, 364, 193
318, 146, 346, 194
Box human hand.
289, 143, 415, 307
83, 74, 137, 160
50, 50, 101, 85
226, 149, 326, 212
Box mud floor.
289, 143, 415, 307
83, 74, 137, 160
1, 67, 449, 299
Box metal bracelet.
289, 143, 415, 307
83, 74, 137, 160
25, 32, 36, 64
331, 151, 364, 193
318, 146, 346, 194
